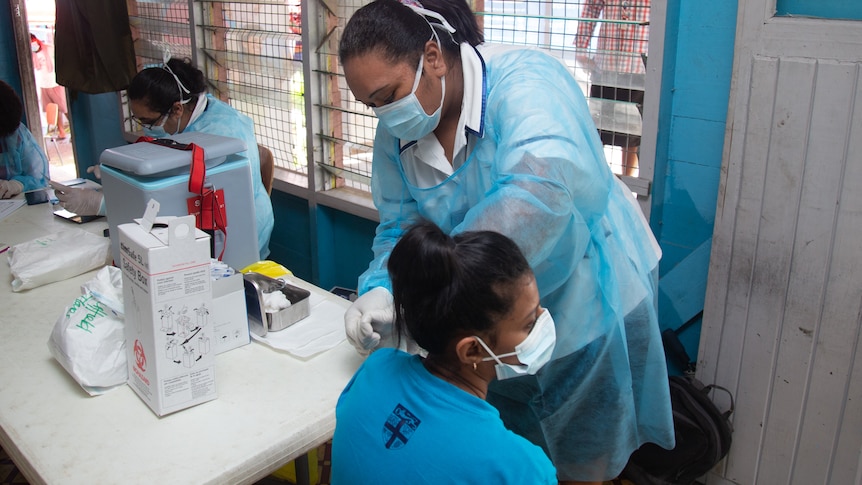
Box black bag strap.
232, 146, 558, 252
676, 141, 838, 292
662, 310, 703, 375
703, 383, 735, 423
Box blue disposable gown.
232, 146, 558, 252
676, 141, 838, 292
358, 45, 674, 481
1, 124, 50, 192
185, 95, 273, 259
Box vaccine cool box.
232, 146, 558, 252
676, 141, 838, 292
100, 132, 259, 271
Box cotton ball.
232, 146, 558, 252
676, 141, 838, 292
263, 290, 292, 313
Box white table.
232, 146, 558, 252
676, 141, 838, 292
0, 201, 363, 484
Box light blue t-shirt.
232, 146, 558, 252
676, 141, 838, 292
332, 348, 557, 484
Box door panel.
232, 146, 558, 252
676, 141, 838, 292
700, 1, 862, 483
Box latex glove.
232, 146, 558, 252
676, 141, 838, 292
344, 287, 396, 355
86, 165, 102, 179
0, 180, 23, 199
52, 184, 104, 216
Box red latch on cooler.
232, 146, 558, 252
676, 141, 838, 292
136, 136, 229, 260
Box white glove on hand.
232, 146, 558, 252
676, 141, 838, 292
54, 186, 104, 215
344, 287, 396, 355
0, 180, 24, 199
86, 165, 102, 179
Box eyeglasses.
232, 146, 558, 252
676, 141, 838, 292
132, 112, 168, 130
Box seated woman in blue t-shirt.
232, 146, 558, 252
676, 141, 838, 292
332, 220, 559, 484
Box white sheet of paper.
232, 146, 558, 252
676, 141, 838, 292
0, 199, 26, 222
251, 294, 347, 358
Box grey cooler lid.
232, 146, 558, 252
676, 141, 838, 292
99, 132, 247, 176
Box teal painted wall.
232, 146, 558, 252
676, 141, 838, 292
777, 0, 862, 19
0, 4, 24, 116
267, 192, 376, 292
650, 0, 738, 374
67, 92, 127, 179
314, 206, 377, 292
269, 190, 314, 279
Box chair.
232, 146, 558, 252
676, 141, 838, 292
44, 102, 64, 165
258, 144, 275, 195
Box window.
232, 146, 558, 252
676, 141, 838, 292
127, 0, 306, 175
125, 0, 656, 211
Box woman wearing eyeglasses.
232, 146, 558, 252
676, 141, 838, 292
55, 57, 274, 259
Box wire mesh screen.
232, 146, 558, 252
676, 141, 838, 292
125, 0, 193, 134
196, 1, 306, 174
125, 0, 650, 192
478, 0, 649, 176
125, 0, 306, 176
313, 0, 376, 192
318, 0, 650, 186
570, 0, 649, 176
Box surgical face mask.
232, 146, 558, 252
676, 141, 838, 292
142, 112, 170, 138
372, 55, 445, 141
475, 309, 557, 380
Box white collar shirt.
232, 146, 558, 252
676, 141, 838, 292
399, 42, 485, 188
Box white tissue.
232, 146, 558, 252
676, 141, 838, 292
263, 290, 291, 313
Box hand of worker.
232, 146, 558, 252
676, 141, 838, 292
86, 165, 102, 179
0, 180, 23, 199
51, 182, 104, 216
344, 286, 396, 356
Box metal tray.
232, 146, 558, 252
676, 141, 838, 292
242, 272, 311, 337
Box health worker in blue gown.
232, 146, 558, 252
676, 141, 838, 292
0, 80, 50, 199
338, 0, 675, 482
55, 58, 274, 260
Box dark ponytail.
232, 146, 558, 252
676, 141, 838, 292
388, 220, 532, 354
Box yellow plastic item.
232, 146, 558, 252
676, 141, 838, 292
270, 448, 319, 484
240, 260, 293, 279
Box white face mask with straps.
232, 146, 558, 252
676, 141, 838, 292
373, 54, 445, 141
475, 309, 557, 380
372, 5, 456, 141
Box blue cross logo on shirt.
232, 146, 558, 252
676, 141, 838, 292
382, 404, 421, 450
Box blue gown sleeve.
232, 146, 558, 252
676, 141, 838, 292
3, 124, 50, 192
357, 135, 420, 294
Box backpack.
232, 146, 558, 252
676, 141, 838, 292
621, 312, 734, 485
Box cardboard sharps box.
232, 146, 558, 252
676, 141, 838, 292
119, 205, 216, 416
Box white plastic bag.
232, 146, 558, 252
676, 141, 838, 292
47, 266, 127, 396
8, 228, 111, 292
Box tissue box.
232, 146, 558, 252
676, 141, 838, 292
212, 272, 249, 354
119, 215, 217, 416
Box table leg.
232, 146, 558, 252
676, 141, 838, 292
294, 452, 310, 485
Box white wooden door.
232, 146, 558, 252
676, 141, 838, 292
699, 2, 862, 484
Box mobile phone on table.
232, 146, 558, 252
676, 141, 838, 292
24, 189, 50, 205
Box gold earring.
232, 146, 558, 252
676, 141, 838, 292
472, 362, 477, 371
